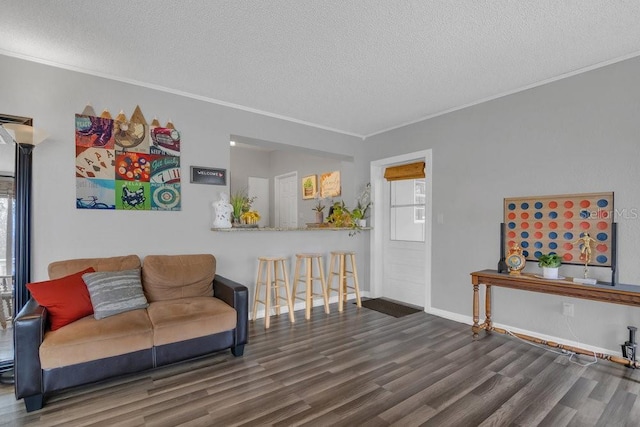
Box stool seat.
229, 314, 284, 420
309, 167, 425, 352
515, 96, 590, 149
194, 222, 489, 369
292, 253, 330, 320
252, 256, 295, 328
327, 251, 362, 312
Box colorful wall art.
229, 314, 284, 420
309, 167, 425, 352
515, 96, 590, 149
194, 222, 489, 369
75, 105, 181, 211
503, 192, 614, 267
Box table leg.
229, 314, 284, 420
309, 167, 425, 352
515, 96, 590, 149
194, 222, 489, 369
485, 284, 492, 333
472, 284, 480, 339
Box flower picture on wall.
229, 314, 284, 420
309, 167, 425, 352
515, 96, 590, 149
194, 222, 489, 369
320, 171, 341, 198
75, 105, 181, 211
302, 175, 317, 199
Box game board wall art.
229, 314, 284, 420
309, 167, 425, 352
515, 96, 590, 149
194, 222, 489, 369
504, 192, 614, 267
75, 105, 181, 211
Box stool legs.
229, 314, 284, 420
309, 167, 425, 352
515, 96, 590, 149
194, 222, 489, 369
252, 257, 295, 328
328, 251, 362, 312
292, 254, 330, 320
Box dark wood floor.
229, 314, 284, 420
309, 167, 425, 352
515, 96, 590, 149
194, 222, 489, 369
1, 302, 639, 426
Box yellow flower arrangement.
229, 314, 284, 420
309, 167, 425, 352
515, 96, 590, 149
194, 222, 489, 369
241, 211, 261, 225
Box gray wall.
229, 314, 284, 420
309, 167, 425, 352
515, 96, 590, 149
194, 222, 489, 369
4, 50, 640, 353
364, 55, 640, 353
230, 145, 356, 226
0, 54, 370, 296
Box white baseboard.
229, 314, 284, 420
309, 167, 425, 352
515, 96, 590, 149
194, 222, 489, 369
425, 306, 617, 357
253, 291, 371, 320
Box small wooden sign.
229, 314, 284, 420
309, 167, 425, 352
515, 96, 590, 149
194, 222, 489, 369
190, 166, 226, 185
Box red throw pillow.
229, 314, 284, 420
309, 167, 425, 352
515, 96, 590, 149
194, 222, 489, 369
26, 267, 95, 331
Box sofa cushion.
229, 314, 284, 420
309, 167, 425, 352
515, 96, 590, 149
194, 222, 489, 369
142, 254, 216, 302
39, 309, 153, 369
26, 267, 95, 331
146, 297, 236, 346
48, 255, 141, 280
82, 269, 149, 319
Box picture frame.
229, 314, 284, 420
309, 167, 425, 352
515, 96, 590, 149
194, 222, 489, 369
503, 192, 614, 267
190, 166, 226, 185
320, 171, 341, 198
301, 175, 317, 199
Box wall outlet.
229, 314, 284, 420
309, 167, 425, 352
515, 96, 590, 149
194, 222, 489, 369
562, 302, 574, 317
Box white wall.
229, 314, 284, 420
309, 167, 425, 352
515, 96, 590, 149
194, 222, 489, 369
0, 55, 371, 298
365, 55, 640, 353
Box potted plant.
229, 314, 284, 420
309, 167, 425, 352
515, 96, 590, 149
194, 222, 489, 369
313, 198, 325, 223
327, 200, 362, 236
355, 183, 371, 227
537, 253, 562, 279
230, 189, 256, 225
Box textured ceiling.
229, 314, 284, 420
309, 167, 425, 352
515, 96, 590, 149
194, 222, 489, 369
1, 1, 640, 138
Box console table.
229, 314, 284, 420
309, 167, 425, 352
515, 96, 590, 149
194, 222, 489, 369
471, 269, 640, 368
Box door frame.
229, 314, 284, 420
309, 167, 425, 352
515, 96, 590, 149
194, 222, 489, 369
370, 149, 433, 311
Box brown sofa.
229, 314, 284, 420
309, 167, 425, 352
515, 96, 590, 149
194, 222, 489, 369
14, 254, 248, 412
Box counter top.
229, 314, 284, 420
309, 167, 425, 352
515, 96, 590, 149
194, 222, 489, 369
211, 226, 371, 232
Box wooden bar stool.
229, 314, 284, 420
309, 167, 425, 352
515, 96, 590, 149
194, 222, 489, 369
327, 251, 362, 312
292, 253, 330, 320
252, 256, 295, 328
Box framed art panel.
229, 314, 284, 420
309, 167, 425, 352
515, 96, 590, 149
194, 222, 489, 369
302, 175, 317, 199
320, 171, 341, 198
504, 192, 614, 267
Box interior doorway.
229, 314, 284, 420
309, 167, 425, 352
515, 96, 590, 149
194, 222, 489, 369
370, 150, 432, 310
274, 172, 297, 228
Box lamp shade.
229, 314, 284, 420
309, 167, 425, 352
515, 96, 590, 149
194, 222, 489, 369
1, 123, 49, 146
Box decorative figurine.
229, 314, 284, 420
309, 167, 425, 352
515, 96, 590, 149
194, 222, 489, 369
212, 192, 233, 229
572, 232, 596, 278
506, 243, 526, 275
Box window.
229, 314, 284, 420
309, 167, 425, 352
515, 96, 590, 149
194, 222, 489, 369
390, 179, 426, 242
414, 180, 426, 223
0, 176, 14, 373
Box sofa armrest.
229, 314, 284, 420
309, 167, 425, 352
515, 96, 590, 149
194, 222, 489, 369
14, 298, 47, 400
213, 275, 248, 347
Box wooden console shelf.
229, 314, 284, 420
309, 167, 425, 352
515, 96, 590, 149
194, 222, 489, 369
471, 269, 640, 368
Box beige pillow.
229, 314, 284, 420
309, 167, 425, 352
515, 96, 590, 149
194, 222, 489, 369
142, 254, 216, 302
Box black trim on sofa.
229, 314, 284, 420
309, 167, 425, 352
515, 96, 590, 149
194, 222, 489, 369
214, 274, 248, 347
14, 273, 249, 412
154, 331, 234, 366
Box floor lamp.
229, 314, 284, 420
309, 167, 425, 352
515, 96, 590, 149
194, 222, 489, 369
0, 123, 48, 384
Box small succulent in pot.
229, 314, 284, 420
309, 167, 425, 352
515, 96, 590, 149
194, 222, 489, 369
537, 253, 562, 279
537, 253, 562, 268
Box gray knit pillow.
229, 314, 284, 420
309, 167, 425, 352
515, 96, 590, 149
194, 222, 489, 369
82, 269, 149, 319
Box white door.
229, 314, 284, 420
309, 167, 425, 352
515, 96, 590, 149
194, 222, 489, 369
248, 177, 269, 228
370, 150, 432, 310
382, 178, 426, 305
275, 172, 297, 228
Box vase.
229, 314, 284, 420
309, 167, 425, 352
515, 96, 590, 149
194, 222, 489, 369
315, 211, 324, 224
543, 267, 559, 279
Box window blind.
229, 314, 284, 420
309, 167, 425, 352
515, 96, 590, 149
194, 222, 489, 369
383, 161, 425, 181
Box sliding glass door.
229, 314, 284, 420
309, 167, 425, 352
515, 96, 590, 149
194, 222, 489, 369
0, 177, 14, 373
